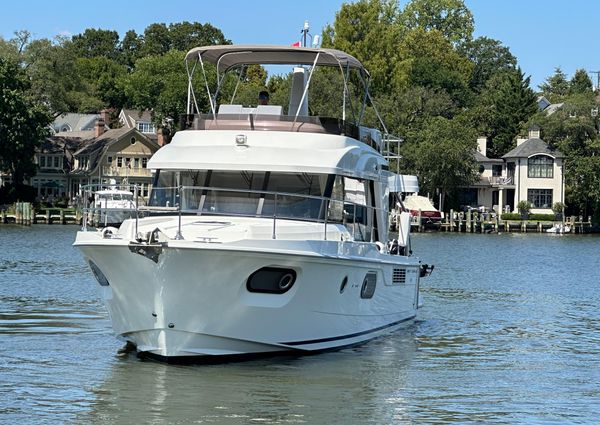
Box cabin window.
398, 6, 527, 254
107, 156, 113, 164
528, 155, 554, 178
142, 158, 148, 168
53, 157, 60, 168
117, 157, 123, 167
134, 158, 140, 168
528, 189, 552, 208
40, 156, 46, 167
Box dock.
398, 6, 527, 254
410, 209, 594, 234
1, 202, 81, 225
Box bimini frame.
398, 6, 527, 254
183, 44, 388, 135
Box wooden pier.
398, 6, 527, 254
1, 203, 81, 225
410, 209, 594, 234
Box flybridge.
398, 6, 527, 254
181, 44, 390, 153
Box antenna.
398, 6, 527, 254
301, 20, 310, 47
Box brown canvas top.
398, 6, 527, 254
185, 45, 367, 75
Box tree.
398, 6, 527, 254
21, 37, 84, 116
322, 0, 404, 95
71, 28, 120, 60
168, 21, 230, 51
0, 58, 51, 185
400, 0, 474, 45
398, 28, 474, 106
459, 36, 517, 93
539, 67, 569, 102
121, 30, 143, 68
75, 56, 128, 110
470, 68, 537, 157
400, 116, 478, 209
569, 69, 593, 95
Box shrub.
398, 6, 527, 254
529, 214, 556, 221
501, 213, 521, 220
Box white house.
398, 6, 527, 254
462, 125, 565, 214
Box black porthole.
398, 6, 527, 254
340, 276, 348, 294
89, 260, 110, 286
360, 272, 377, 299
247, 267, 297, 294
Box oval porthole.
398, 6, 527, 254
340, 276, 348, 294
360, 272, 377, 299
247, 267, 297, 294
130, 137, 136, 145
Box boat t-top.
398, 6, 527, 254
74, 44, 433, 362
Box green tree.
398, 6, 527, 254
459, 36, 517, 93
400, 116, 478, 209
141, 23, 171, 56
121, 30, 143, 68
400, 0, 474, 45
75, 56, 128, 110
168, 21, 230, 51
71, 28, 120, 60
539, 67, 569, 102
470, 68, 537, 157
569, 68, 593, 95
322, 0, 404, 95
0, 58, 51, 185
398, 28, 474, 106
21, 37, 84, 116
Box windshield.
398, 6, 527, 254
149, 169, 374, 240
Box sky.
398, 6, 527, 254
1, 0, 598, 90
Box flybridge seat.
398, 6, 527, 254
217, 104, 283, 117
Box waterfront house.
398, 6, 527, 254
118, 109, 157, 140
460, 126, 565, 214
30, 119, 160, 201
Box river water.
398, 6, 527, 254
0, 225, 598, 424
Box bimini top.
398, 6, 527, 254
185, 44, 368, 76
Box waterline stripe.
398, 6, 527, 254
280, 315, 416, 346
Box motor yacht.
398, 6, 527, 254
74, 45, 432, 362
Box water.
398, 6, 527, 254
0, 226, 599, 424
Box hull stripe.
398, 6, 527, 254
280, 315, 416, 346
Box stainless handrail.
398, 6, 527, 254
80, 184, 394, 250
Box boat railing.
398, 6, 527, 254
80, 184, 410, 254
141, 185, 381, 243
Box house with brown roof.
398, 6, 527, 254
30, 119, 160, 201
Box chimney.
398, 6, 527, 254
528, 124, 541, 139
95, 118, 105, 138
100, 109, 111, 128
476, 136, 488, 157
157, 127, 166, 146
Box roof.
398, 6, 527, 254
503, 138, 565, 159
185, 45, 367, 75
474, 150, 503, 163
120, 109, 153, 128
148, 130, 385, 180
52, 113, 100, 133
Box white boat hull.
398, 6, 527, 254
76, 226, 421, 361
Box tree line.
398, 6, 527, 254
0, 0, 599, 219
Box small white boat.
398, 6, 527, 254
546, 223, 571, 234
402, 195, 442, 228
91, 187, 136, 227
74, 44, 433, 362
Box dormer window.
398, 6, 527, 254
137, 122, 155, 133
528, 155, 554, 178
61, 124, 71, 132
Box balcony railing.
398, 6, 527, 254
102, 166, 152, 178
488, 176, 513, 185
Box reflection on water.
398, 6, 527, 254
80, 330, 418, 424
1, 227, 599, 423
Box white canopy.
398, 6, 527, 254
185, 45, 368, 75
